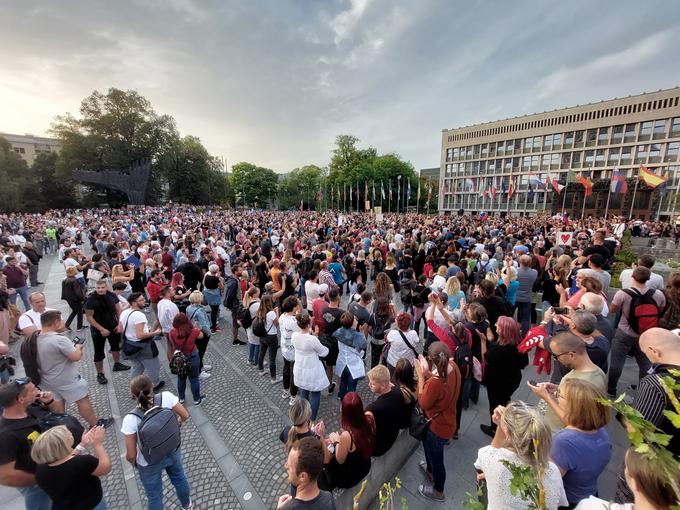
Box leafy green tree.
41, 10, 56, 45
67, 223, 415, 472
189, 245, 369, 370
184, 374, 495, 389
30, 152, 75, 210
50, 88, 179, 204
159, 136, 228, 205
278, 165, 324, 210
0, 136, 33, 211
230, 162, 279, 208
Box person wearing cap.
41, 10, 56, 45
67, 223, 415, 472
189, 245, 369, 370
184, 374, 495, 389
0, 378, 56, 510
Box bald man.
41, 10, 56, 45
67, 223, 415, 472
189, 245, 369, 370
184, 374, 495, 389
635, 328, 680, 456
516, 254, 538, 336
579, 292, 614, 343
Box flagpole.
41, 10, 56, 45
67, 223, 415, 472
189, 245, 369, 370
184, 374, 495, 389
629, 178, 639, 221
604, 181, 612, 219
561, 185, 568, 215
581, 190, 586, 220
657, 187, 664, 221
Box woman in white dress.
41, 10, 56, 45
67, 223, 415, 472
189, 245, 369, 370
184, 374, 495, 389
291, 311, 328, 421
474, 401, 568, 510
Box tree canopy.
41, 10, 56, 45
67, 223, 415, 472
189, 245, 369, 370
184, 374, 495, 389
278, 165, 325, 210
230, 162, 279, 209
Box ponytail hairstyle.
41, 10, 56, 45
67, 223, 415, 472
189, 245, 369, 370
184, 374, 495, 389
502, 401, 552, 502
130, 375, 155, 411
427, 341, 451, 381
285, 398, 312, 452
256, 293, 274, 320
243, 286, 260, 308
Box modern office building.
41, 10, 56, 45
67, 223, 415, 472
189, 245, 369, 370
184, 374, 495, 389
1, 132, 61, 166
439, 88, 680, 219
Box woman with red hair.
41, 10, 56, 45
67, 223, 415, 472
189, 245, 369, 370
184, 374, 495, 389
168, 312, 205, 405
316, 392, 375, 490
479, 315, 528, 437
170, 272, 190, 313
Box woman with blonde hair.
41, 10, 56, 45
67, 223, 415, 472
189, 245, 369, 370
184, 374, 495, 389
444, 276, 466, 312
498, 265, 519, 309
32, 424, 111, 510
550, 379, 612, 507
431, 265, 447, 293
370, 249, 384, 280
474, 402, 568, 509
185, 290, 212, 379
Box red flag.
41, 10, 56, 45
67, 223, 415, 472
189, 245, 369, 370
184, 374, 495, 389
508, 179, 515, 199
577, 174, 592, 197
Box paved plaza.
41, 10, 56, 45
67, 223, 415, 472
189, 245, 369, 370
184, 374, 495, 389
0, 254, 637, 510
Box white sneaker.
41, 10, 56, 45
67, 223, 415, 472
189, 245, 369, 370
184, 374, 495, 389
288, 396, 296, 406
271, 376, 283, 385
203, 364, 212, 371
199, 371, 212, 380
281, 390, 289, 399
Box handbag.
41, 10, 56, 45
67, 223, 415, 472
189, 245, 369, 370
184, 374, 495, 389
121, 311, 143, 358
409, 405, 438, 441
87, 268, 104, 282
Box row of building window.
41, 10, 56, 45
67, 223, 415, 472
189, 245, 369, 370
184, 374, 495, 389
446, 95, 680, 142
443, 142, 680, 176
445, 118, 680, 162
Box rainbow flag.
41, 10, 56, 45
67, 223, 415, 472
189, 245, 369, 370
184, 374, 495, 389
639, 165, 667, 188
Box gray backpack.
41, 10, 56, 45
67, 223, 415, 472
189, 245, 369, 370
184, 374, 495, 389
128, 394, 181, 465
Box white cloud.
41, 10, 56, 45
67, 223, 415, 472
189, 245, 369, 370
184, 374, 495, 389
329, 0, 372, 44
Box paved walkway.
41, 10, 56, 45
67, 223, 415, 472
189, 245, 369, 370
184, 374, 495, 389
1, 255, 638, 510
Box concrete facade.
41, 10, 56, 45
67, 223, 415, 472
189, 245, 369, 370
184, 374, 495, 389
439, 88, 680, 218
1, 132, 61, 166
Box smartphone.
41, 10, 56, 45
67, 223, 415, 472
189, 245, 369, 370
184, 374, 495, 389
553, 307, 569, 315
96, 417, 114, 429
529, 380, 538, 386
73, 336, 86, 345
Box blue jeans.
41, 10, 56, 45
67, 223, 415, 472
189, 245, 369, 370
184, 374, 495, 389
93, 499, 107, 510
177, 351, 201, 401
338, 366, 361, 400
298, 389, 321, 421
423, 429, 448, 493
516, 301, 532, 336
138, 448, 191, 510
248, 343, 260, 364
9, 285, 30, 311
18, 485, 52, 510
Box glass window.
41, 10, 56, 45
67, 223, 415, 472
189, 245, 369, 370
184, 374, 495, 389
653, 119, 666, 138
561, 152, 571, 166
524, 137, 533, 150
666, 142, 679, 161
598, 127, 609, 143
611, 125, 623, 142
573, 151, 582, 165
609, 148, 620, 162
624, 124, 636, 140
452, 148, 459, 159
504, 158, 512, 169
446, 149, 453, 161
649, 144, 661, 158
515, 139, 523, 152
564, 131, 574, 145
531, 155, 540, 168
620, 147, 631, 161
523, 156, 531, 169
481, 144, 488, 156
506, 140, 514, 152
541, 154, 551, 166
584, 150, 594, 165
533, 136, 541, 149
551, 153, 560, 166
480, 161, 487, 172
466, 146, 472, 158
553, 133, 562, 147
636, 145, 649, 159
672, 118, 680, 136
497, 141, 505, 153
512, 157, 520, 168
640, 121, 653, 137
574, 131, 584, 144
595, 149, 605, 165
544, 134, 553, 148
473, 144, 480, 156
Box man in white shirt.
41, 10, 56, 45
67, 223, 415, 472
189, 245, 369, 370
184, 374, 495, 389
156, 286, 179, 362
618, 254, 665, 291
18, 292, 54, 336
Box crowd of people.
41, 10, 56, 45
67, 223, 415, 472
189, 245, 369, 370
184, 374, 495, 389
0, 206, 679, 509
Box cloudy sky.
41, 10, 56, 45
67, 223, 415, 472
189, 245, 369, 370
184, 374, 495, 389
2, 0, 680, 172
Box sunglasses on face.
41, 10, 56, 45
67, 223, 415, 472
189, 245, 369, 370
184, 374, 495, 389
551, 350, 574, 361
14, 377, 31, 387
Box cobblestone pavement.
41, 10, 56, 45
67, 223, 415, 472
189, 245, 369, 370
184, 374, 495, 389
0, 255, 638, 510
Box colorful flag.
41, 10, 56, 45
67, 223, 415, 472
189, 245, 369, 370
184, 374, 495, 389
491, 181, 497, 198
501, 179, 507, 195
639, 165, 667, 188
527, 184, 535, 200
551, 178, 565, 194
610, 168, 628, 194
577, 174, 593, 197
380, 180, 385, 200
508, 179, 515, 199
545, 175, 552, 191
407, 179, 412, 200
566, 170, 578, 184
529, 173, 544, 189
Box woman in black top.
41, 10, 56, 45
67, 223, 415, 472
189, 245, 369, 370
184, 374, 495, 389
464, 302, 489, 405
32, 424, 111, 510
479, 316, 528, 437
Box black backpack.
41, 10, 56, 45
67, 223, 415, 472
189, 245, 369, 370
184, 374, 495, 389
0, 403, 85, 447
251, 314, 270, 337
473, 260, 490, 284
128, 394, 181, 465
448, 327, 473, 380
238, 302, 257, 330
371, 313, 391, 341
622, 288, 661, 334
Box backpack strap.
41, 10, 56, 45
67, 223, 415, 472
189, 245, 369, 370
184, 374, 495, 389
397, 330, 418, 356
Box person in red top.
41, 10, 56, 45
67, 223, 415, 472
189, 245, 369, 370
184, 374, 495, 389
415, 339, 461, 502
168, 312, 205, 405
311, 284, 329, 331
145, 269, 165, 317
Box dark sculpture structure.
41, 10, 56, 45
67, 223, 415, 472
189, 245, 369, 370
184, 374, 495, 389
73, 158, 151, 204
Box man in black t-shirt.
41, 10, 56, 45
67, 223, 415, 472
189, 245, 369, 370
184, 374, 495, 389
85, 280, 130, 385
347, 291, 371, 328
0, 379, 55, 510
365, 365, 406, 456
277, 437, 335, 510
321, 288, 343, 394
